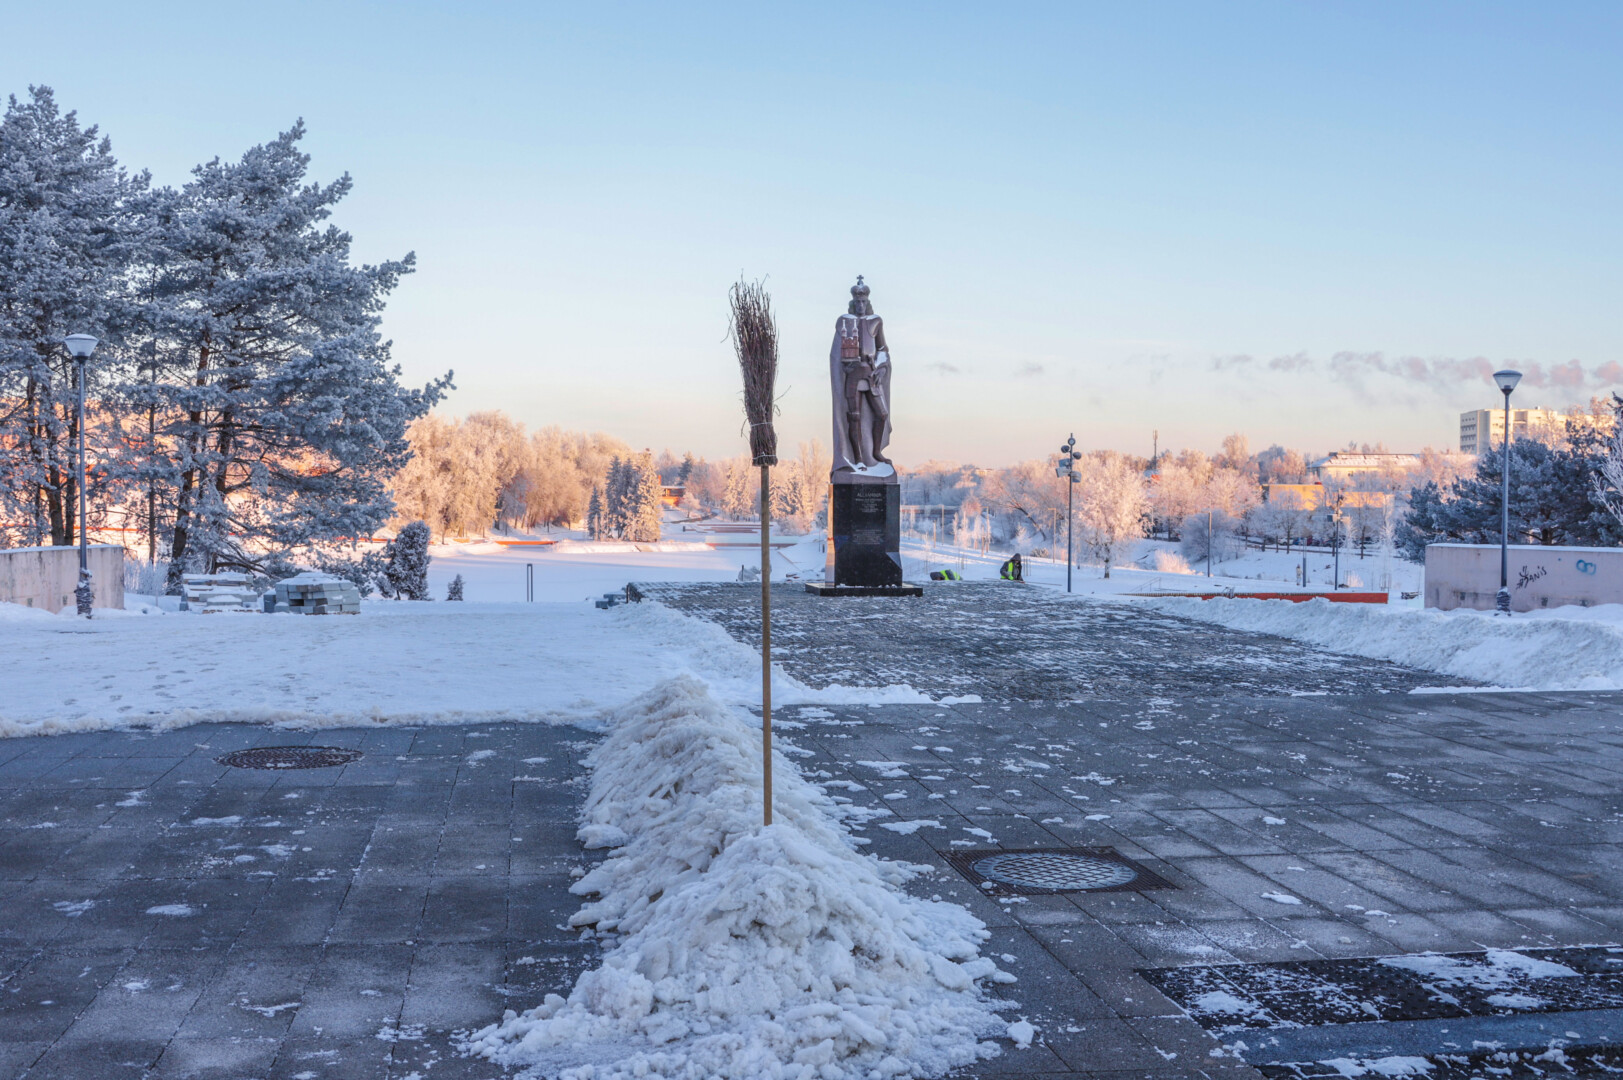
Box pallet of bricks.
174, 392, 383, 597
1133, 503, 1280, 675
272, 573, 362, 615
180, 573, 261, 613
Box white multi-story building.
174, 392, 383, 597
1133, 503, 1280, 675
1458, 405, 1612, 453
1458, 407, 1558, 454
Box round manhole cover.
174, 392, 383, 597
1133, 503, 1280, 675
217, 747, 363, 770
972, 851, 1138, 891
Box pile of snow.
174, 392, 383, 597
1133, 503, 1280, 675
462, 677, 1019, 1080
1146, 596, 1623, 691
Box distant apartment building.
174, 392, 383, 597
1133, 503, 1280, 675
1458, 407, 1560, 454
1456, 405, 1618, 453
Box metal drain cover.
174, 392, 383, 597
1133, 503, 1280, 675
217, 746, 362, 770
976, 851, 1137, 890
946, 847, 1172, 894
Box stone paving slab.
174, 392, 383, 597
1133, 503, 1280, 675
0, 723, 589, 1080
633, 580, 1456, 699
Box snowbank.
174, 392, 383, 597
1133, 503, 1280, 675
1146, 596, 1623, 690
462, 677, 1017, 1080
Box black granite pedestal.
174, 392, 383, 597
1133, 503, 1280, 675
811, 481, 923, 597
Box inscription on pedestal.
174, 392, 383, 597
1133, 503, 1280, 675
831, 482, 902, 587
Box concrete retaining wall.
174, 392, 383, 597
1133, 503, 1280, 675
0, 545, 127, 613
1425, 542, 1623, 612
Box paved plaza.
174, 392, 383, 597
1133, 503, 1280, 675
4, 583, 1623, 1078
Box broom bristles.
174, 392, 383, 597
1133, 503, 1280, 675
730, 278, 779, 466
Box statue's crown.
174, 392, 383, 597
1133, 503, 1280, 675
850, 275, 870, 301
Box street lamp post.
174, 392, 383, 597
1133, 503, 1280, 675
1331, 494, 1344, 590
64, 334, 98, 618
1055, 434, 1081, 593
1493, 369, 1523, 614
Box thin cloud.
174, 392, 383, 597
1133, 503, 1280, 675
1211, 354, 1254, 371
925, 361, 961, 375
1014, 362, 1044, 378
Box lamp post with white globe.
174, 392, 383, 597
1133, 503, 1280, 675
1493, 368, 1522, 615
64, 334, 98, 618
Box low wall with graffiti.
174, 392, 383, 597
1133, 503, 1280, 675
1425, 542, 1623, 612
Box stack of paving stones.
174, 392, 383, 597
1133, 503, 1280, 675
178, 573, 262, 613
271, 572, 362, 615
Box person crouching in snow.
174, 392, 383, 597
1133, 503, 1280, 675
999, 553, 1023, 581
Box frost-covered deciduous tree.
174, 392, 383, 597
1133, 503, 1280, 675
979, 459, 1069, 548
770, 441, 829, 534
127, 121, 448, 587
1075, 451, 1147, 578
0, 86, 146, 546
1255, 486, 1311, 551
1179, 510, 1244, 566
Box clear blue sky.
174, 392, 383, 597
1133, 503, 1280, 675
10, 2, 1621, 464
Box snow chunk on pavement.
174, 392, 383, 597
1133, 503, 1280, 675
1320, 1056, 1434, 1077
1006, 1019, 1036, 1048
462, 676, 1015, 1079
1379, 949, 1578, 989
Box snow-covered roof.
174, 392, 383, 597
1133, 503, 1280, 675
1309, 452, 1421, 470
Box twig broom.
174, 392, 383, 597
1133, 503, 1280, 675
730, 278, 778, 826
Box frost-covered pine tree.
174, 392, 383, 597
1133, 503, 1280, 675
0, 86, 146, 546
603, 457, 628, 538
627, 452, 665, 543
385, 520, 432, 600
124, 121, 449, 589
721, 457, 755, 520
446, 573, 464, 601
586, 484, 604, 540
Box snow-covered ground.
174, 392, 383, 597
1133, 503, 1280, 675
0, 595, 934, 739
7, 521, 1617, 742
425, 528, 828, 603
904, 534, 1425, 597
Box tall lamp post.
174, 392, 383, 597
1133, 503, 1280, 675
63, 335, 99, 618
1055, 434, 1081, 592
1330, 493, 1344, 590
1493, 369, 1522, 614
